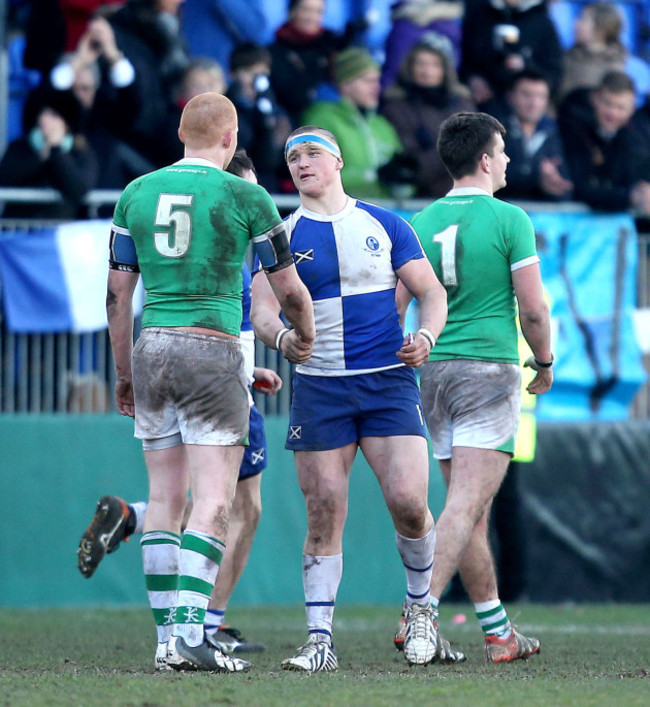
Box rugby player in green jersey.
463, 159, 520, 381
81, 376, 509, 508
106, 93, 314, 672
399, 112, 553, 663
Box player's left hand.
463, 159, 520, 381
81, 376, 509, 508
280, 329, 313, 364
253, 367, 282, 395
523, 356, 553, 394
397, 332, 431, 368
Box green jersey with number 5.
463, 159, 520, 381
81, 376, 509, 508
111, 157, 284, 335
410, 187, 539, 364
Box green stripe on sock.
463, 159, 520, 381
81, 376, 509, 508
177, 606, 206, 624
181, 533, 224, 564
476, 606, 503, 620
178, 575, 213, 597
483, 615, 509, 632
145, 574, 178, 592
152, 607, 176, 626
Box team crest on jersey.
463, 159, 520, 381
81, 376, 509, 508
289, 426, 302, 439
295, 249, 314, 264
364, 235, 383, 256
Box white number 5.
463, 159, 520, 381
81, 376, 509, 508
433, 225, 458, 286
154, 193, 194, 257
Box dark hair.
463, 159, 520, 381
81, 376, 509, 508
22, 87, 84, 133
598, 70, 635, 95
437, 112, 506, 180
229, 43, 271, 73
508, 68, 551, 92
227, 149, 257, 178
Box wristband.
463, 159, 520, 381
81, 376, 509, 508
534, 354, 554, 368
274, 327, 290, 351
417, 327, 436, 351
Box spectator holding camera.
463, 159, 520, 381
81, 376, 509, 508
489, 69, 573, 201
227, 43, 292, 192
381, 32, 475, 198
460, 0, 562, 108
46, 15, 151, 189
108, 0, 190, 166
302, 47, 404, 199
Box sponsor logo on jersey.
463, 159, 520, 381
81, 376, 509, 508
364, 236, 383, 256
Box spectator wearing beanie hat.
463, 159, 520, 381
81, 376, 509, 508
302, 47, 404, 199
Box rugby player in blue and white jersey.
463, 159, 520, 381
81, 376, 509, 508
251, 126, 465, 671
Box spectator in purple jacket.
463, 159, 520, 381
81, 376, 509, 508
381, 0, 464, 91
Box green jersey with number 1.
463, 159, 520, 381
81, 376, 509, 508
410, 187, 539, 364
111, 157, 284, 336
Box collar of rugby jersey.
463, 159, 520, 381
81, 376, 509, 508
295, 196, 357, 222
446, 187, 492, 197
173, 157, 221, 169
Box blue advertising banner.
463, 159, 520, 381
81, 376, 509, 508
530, 212, 645, 421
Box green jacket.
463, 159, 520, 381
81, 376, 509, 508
302, 98, 402, 199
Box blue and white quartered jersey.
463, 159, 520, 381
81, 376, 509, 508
287, 198, 425, 376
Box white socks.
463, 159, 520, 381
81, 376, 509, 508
303, 553, 343, 642
396, 525, 436, 607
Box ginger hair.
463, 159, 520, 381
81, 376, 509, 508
179, 93, 237, 149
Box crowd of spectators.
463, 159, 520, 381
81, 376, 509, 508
2, 0, 650, 218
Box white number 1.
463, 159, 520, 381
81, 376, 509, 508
433, 225, 458, 286
154, 193, 194, 257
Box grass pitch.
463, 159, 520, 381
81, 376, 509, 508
0, 603, 648, 706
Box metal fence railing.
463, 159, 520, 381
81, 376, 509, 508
0, 191, 648, 418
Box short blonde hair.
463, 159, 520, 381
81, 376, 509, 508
179, 93, 237, 149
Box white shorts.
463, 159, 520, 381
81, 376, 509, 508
132, 328, 250, 448
419, 359, 521, 459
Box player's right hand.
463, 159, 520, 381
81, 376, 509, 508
280, 329, 312, 364
115, 379, 135, 417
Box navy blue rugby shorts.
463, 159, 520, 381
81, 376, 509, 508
239, 404, 267, 480
286, 366, 426, 451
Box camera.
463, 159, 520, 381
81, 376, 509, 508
493, 24, 520, 53
252, 73, 275, 117
252, 73, 270, 95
